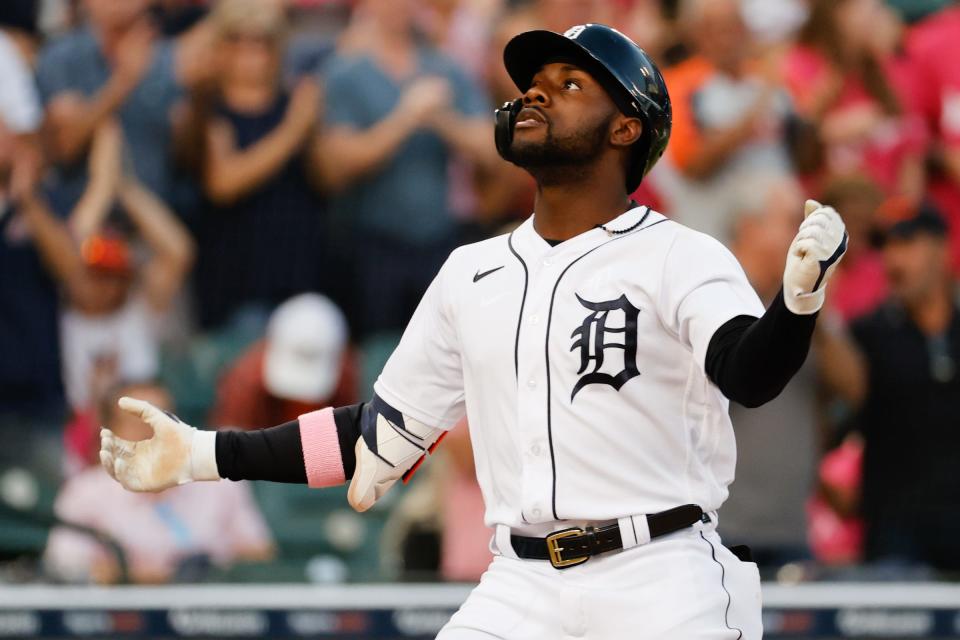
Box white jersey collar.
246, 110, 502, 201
512, 205, 659, 260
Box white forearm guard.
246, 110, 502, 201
347, 395, 445, 512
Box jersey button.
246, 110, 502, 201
529, 314, 539, 325
542, 258, 553, 266
531, 444, 541, 456
526, 379, 537, 389
531, 508, 542, 518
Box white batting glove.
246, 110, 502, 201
783, 199, 848, 315
99, 397, 220, 492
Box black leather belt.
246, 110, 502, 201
511, 504, 709, 569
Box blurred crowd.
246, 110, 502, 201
1, 0, 959, 585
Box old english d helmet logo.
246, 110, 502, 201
569, 294, 640, 401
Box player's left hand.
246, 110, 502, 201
99, 397, 219, 492
783, 199, 848, 315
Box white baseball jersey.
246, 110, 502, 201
375, 206, 764, 530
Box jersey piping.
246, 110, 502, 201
507, 232, 529, 380
701, 531, 744, 640
544, 209, 663, 519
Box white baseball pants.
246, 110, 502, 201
437, 524, 762, 639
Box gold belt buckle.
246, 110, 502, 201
546, 528, 589, 569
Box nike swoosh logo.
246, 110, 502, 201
473, 266, 504, 283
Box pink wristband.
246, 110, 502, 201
298, 407, 345, 488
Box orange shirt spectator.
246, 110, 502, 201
663, 57, 716, 177
659, 0, 800, 243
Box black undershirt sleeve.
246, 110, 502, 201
215, 403, 365, 482
332, 404, 362, 478
215, 421, 306, 483
704, 289, 817, 408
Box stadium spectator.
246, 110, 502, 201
317, 0, 495, 342
617, 0, 686, 68
209, 293, 358, 430
806, 434, 865, 566
186, 0, 331, 331
660, 0, 805, 244
904, 2, 960, 271
35, 0, 191, 213
0, 2, 41, 156
819, 202, 960, 572
718, 176, 821, 569
20, 121, 194, 418
783, 0, 926, 200
0, 1, 65, 547
418, 0, 503, 235
0, 0, 56, 420
419, 0, 500, 85
45, 380, 274, 584
819, 175, 889, 323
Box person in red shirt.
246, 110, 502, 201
209, 293, 359, 430
783, 0, 926, 200
904, 3, 960, 272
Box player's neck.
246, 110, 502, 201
531, 183, 632, 242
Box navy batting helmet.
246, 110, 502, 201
495, 24, 672, 192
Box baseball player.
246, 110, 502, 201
100, 24, 847, 639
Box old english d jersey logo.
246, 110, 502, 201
569, 293, 640, 400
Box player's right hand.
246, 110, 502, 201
99, 397, 219, 492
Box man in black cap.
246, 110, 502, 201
823, 203, 960, 573
101, 25, 848, 637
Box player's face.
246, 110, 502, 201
509, 63, 621, 170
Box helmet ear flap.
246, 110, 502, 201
626, 126, 652, 193
494, 99, 523, 162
